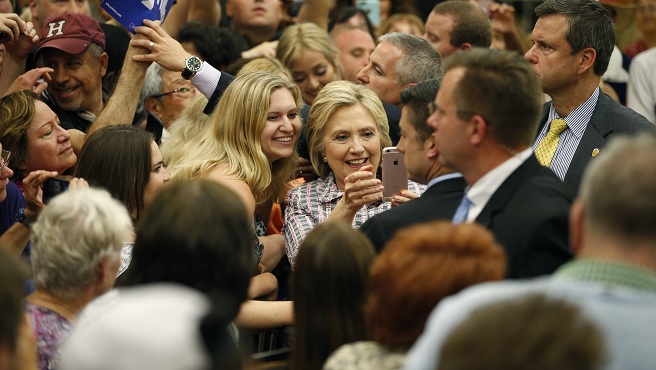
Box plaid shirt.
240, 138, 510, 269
283, 174, 425, 267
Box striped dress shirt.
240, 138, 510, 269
532, 87, 600, 181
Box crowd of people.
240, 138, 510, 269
0, 0, 656, 369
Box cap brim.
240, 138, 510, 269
34, 38, 91, 63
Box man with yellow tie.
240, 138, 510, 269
527, 0, 656, 193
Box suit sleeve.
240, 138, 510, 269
359, 216, 389, 253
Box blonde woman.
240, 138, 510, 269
277, 22, 341, 105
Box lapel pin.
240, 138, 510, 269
592, 148, 600, 157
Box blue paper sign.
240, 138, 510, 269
100, 0, 174, 33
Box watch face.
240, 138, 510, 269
186, 56, 202, 72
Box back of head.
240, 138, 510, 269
443, 48, 542, 149
432, 1, 492, 49
306, 80, 391, 177
0, 90, 36, 181
292, 221, 375, 370
0, 248, 28, 354
212, 70, 302, 203
438, 294, 605, 370
276, 22, 340, 76
535, 0, 615, 76
126, 180, 254, 316
178, 22, 243, 71
74, 125, 153, 219
378, 32, 443, 85
31, 187, 132, 301
579, 134, 656, 243
328, 6, 377, 40
400, 78, 441, 143
366, 221, 506, 349
60, 284, 238, 370
236, 57, 292, 80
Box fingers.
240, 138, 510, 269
69, 177, 89, 189
23, 170, 58, 187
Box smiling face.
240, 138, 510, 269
147, 69, 201, 129
636, 0, 656, 36
25, 101, 77, 174
357, 41, 408, 105
524, 14, 580, 97
260, 88, 301, 163
290, 49, 338, 105
142, 141, 170, 211
41, 47, 107, 116
322, 104, 381, 190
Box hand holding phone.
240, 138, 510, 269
382, 147, 408, 202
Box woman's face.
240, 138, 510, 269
260, 88, 301, 163
25, 101, 77, 174
322, 104, 381, 190
290, 49, 337, 105
143, 141, 171, 210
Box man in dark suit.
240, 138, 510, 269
427, 48, 573, 279
360, 79, 466, 252
526, 0, 656, 193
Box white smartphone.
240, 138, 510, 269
382, 146, 408, 202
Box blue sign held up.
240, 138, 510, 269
100, 0, 174, 33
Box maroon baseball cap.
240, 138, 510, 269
35, 13, 105, 61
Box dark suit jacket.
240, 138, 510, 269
203, 72, 235, 115
538, 93, 656, 192
360, 176, 467, 252
477, 155, 574, 279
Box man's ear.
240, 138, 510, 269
459, 42, 473, 51
145, 97, 162, 118
578, 47, 596, 75
469, 115, 488, 146
425, 133, 439, 159
98, 52, 109, 79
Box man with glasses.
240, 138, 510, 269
142, 63, 202, 145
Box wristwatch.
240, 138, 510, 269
181, 55, 202, 80
15, 208, 36, 229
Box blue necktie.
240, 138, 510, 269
452, 195, 472, 224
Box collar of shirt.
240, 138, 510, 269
555, 259, 656, 293
546, 86, 600, 140
465, 148, 533, 223
426, 173, 463, 190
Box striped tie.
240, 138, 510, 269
535, 118, 568, 167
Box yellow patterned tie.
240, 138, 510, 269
535, 118, 568, 167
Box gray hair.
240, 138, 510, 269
378, 32, 443, 86
31, 187, 133, 301
141, 63, 166, 107
580, 134, 656, 242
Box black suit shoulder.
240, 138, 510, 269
476, 156, 574, 279
361, 176, 466, 252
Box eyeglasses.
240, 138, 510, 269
152, 86, 197, 99
0, 149, 11, 172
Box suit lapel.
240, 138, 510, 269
563, 94, 613, 188
424, 176, 467, 196
475, 156, 541, 226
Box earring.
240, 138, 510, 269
323, 157, 327, 162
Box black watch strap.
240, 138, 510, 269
16, 208, 36, 229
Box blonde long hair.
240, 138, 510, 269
166, 72, 302, 204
